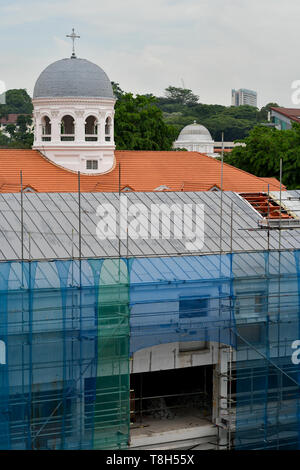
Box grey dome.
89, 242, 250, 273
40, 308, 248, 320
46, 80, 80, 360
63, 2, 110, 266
176, 122, 213, 143
33, 58, 114, 99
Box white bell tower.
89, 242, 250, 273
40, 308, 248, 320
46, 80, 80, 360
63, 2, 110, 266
32, 30, 116, 174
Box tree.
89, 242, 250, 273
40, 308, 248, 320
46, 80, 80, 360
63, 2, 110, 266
0, 89, 33, 117
257, 102, 279, 122
111, 82, 125, 100
1, 115, 33, 149
16, 114, 32, 133
156, 87, 280, 141
14, 116, 34, 148
4, 124, 16, 139
114, 93, 177, 150
0, 89, 33, 148
162, 86, 199, 105
0, 130, 9, 147
225, 123, 300, 189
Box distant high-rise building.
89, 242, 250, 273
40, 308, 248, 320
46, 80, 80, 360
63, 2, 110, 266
231, 88, 257, 107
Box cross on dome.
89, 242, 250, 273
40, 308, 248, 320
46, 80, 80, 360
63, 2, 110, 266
66, 28, 80, 58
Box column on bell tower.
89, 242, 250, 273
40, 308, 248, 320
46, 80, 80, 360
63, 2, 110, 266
33, 111, 41, 142
110, 110, 115, 145
50, 110, 60, 144
75, 110, 85, 143
98, 112, 106, 144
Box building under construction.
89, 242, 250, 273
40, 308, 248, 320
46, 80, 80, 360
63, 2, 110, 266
0, 188, 300, 450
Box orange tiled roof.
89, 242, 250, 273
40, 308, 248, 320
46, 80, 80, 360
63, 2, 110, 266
214, 148, 233, 153
260, 177, 286, 190
0, 149, 285, 194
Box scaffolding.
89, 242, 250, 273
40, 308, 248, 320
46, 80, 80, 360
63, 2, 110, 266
0, 248, 299, 449
0, 259, 130, 450
0, 169, 300, 449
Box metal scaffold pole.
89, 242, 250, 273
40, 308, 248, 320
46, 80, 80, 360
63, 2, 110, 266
219, 132, 224, 254
279, 158, 283, 250
78, 171, 83, 447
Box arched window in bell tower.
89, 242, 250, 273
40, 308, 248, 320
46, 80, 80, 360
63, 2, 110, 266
42, 116, 51, 141
105, 116, 112, 142
61, 115, 75, 141
85, 115, 98, 142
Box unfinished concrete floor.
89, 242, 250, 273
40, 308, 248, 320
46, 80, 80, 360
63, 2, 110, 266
130, 410, 217, 450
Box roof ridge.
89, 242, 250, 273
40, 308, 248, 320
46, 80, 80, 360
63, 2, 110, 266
208, 153, 281, 189
115, 150, 208, 155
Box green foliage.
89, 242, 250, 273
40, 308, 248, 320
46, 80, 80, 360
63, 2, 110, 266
156, 84, 278, 141
225, 123, 300, 189
0, 130, 9, 146
0, 89, 33, 116
257, 102, 279, 122
160, 106, 258, 141
0, 89, 33, 148
4, 123, 33, 148
111, 82, 124, 100
17, 114, 32, 132
114, 93, 177, 150
0, 116, 33, 149
4, 124, 16, 139
161, 86, 199, 105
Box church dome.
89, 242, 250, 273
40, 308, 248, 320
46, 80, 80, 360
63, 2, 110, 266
33, 58, 114, 99
176, 121, 213, 143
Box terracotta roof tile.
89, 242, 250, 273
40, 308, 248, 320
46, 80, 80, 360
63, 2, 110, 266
260, 177, 286, 190
0, 149, 284, 194
214, 148, 232, 153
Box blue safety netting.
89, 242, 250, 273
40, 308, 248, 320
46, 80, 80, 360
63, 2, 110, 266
0, 250, 299, 449
0, 259, 130, 450
234, 250, 300, 449
129, 253, 235, 353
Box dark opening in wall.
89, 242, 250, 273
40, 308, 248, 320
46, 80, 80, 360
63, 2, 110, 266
130, 365, 213, 424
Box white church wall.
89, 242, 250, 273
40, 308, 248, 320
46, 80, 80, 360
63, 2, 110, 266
32, 97, 116, 174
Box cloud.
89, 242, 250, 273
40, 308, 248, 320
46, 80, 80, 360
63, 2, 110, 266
1, 0, 300, 106
53, 36, 71, 57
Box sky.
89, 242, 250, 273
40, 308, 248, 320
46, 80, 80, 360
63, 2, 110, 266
1, 0, 300, 108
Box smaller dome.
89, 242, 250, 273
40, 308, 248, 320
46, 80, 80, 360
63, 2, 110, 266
176, 121, 213, 143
